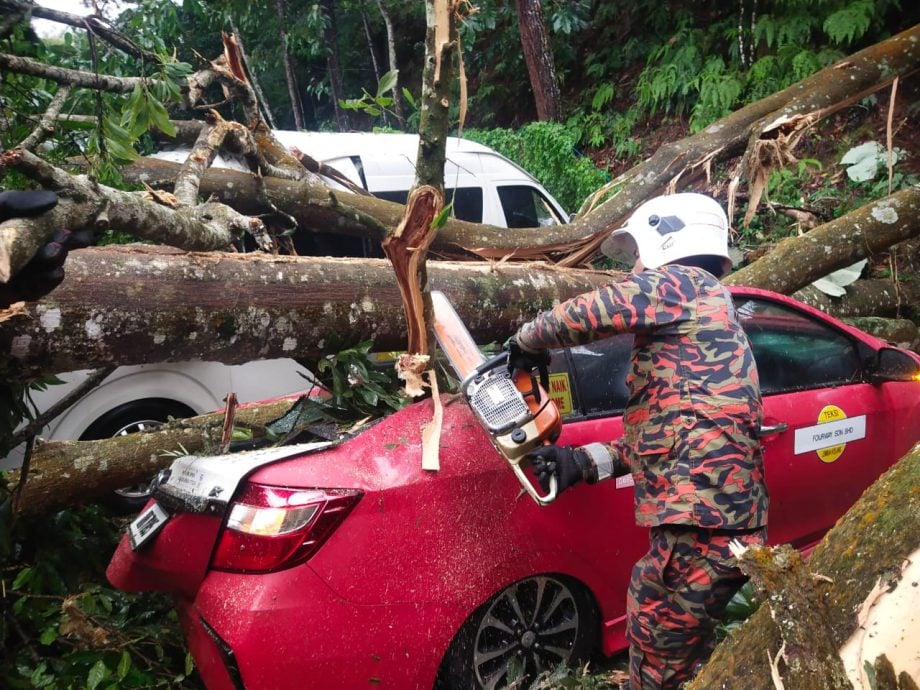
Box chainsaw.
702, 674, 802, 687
431, 290, 562, 505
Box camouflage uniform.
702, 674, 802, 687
517, 264, 768, 689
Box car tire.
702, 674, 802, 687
79, 398, 197, 514
435, 574, 599, 690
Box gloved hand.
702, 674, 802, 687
527, 445, 593, 496
504, 335, 552, 385
0, 190, 92, 308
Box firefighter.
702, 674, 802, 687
0, 190, 91, 308
507, 192, 768, 689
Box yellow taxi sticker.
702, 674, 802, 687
793, 404, 866, 463
548, 372, 573, 416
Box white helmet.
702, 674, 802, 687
600, 193, 732, 277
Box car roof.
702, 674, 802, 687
271, 131, 498, 160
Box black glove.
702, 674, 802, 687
504, 335, 552, 388
527, 445, 594, 496
0, 190, 92, 308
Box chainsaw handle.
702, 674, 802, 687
475, 351, 511, 376
511, 462, 558, 506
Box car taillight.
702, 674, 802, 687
211, 483, 362, 573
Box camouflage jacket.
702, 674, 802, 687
517, 264, 768, 530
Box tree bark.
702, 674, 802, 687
0, 149, 267, 282
688, 445, 920, 689
515, 0, 562, 122
0, 245, 614, 380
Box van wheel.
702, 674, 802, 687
80, 399, 196, 514
435, 574, 599, 690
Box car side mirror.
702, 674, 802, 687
866, 347, 920, 384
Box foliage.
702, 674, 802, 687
465, 122, 608, 214
716, 582, 759, 640
314, 338, 408, 417
339, 69, 412, 121
0, 376, 63, 460
563, 0, 905, 157
520, 661, 619, 689
0, 499, 201, 689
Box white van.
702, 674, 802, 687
272, 131, 568, 228
6, 133, 567, 510
155, 131, 568, 256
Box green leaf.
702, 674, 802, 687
117, 651, 131, 680
184, 651, 195, 676
401, 87, 417, 108
376, 69, 399, 97
358, 387, 379, 407
105, 137, 139, 164
146, 94, 176, 137
12, 566, 32, 589
431, 202, 454, 229
87, 659, 108, 690
39, 625, 58, 645
103, 116, 133, 143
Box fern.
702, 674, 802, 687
823, 0, 874, 45
591, 83, 615, 111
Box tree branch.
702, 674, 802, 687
0, 52, 146, 92
20, 85, 71, 152
0, 148, 268, 282
29, 5, 162, 64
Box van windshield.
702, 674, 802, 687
497, 186, 564, 227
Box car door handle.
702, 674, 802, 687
759, 422, 789, 436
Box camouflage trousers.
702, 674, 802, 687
626, 525, 766, 690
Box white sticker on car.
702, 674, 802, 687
793, 405, 866, 461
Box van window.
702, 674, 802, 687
375, 188, 484, 224
497, 185, 563, 228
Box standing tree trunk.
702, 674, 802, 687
376, 0, 407, 128
274, 0, 306, 130
360, 2, 382, 83
515, 0, 562, 122
321, 0, 350, 131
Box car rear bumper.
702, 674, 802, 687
180, 566, 464, 690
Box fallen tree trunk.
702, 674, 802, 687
8, 400, 295, 516
0, 245, 614, 380
725, 186, 920, 294
792, 280, 918, 322
688, 445, 920, 689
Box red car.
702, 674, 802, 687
107, 286, 920, 690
